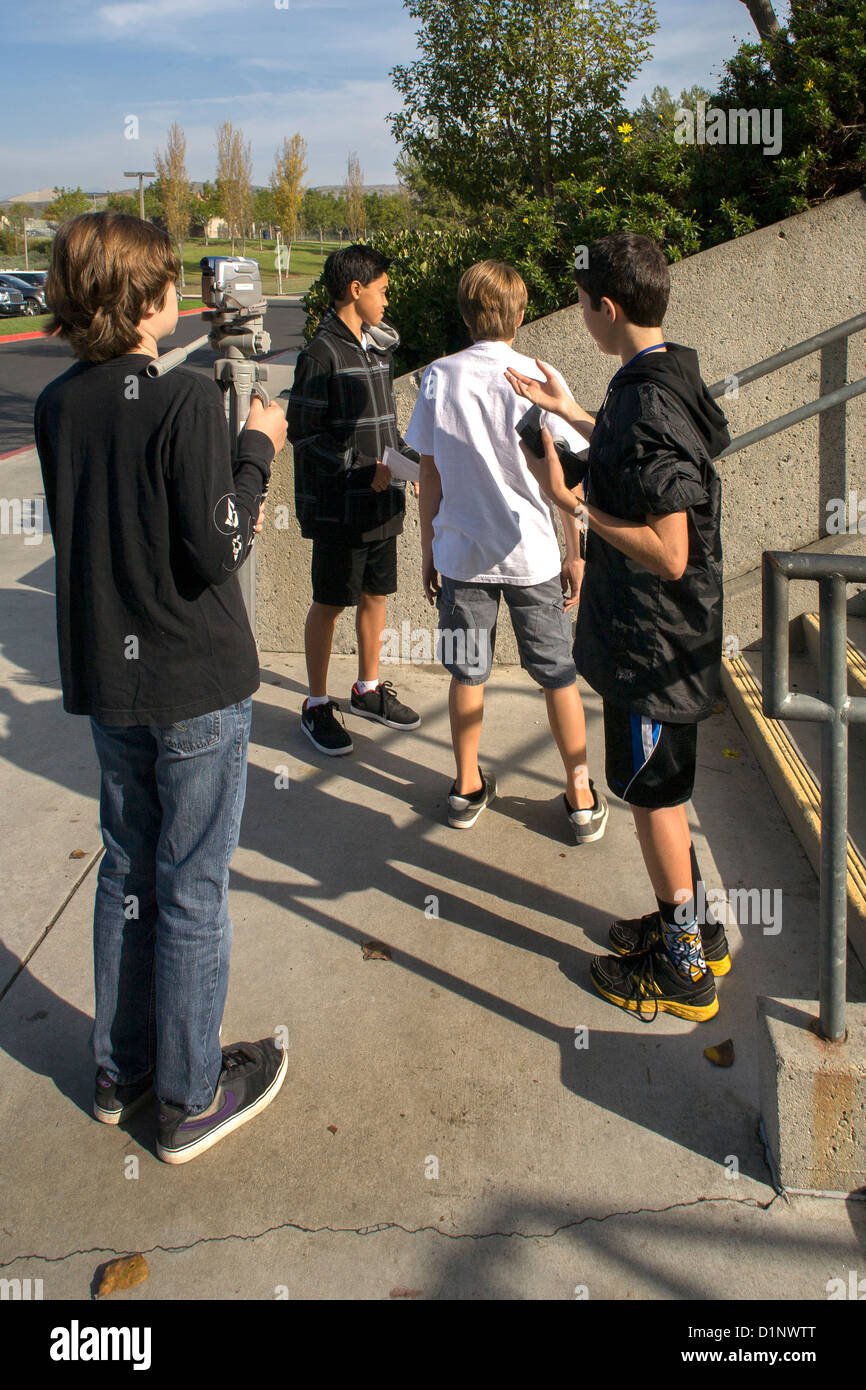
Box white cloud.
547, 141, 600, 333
97, 0, 237, 33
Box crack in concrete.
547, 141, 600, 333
0, 1191, 782, 1268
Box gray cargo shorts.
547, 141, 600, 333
436, 574, 577, 688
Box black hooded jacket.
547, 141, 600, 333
574, 343, 730, 723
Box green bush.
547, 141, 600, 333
303, 180, 701, 374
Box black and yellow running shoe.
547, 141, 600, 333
590, 943, 719, 1023
609, 910, 732, 977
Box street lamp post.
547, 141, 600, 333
124, 171, 156, 220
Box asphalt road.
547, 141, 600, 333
0, 302, 308, 456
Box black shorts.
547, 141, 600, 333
311, 535, 398, 607
603, 699, 698, 809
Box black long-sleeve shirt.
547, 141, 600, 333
34, 352, 274, 725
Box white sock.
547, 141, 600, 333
306, 694, 329, 708
355, 680, 379, 695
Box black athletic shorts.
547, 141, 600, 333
603, 699, 698, 809
311, 535, 398, 607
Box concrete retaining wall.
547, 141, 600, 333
257, 188, 866, 661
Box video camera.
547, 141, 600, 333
200, 256, 266, 315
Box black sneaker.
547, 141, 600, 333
563, 780, 609, 845
301, 698, 353, 755
349, 681, 421, 729
447, 770, 496, 829
93, 1069, 155, 1125
609, 910, 732, 977
156, 1039, 289, 1165
590, 943, 718, 1023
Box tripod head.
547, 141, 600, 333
145, 255, 296, 408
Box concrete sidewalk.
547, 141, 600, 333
1, 451, 865, 1300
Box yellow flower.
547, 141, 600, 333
617, 121, 633, 135
522, 216, 529, 223
595, 185, 606, 193
805, 78, 815, 91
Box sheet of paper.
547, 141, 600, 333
382, 445, 421, 483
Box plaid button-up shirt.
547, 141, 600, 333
287, 307, 415, 542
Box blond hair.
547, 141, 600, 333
44, 211, 180, 362
457, 260, 528, 341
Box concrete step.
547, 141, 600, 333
800, 611, 866, 699
721, 649, 866, 970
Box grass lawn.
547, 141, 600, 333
0, 312, 51, 337
181, 237, 339, 296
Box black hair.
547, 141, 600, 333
323, 244, 390, 302
574, 233, 670, 326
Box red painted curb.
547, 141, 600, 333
0, 443, 38, 460
0, 304, 206, 346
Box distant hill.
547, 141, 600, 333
1, 181, 403, 208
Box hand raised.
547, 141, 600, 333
504, 358, 571, 417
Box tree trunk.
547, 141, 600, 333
740, 0, 782, 41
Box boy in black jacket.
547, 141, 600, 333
35, 211, 289, 1161
507, 232, 732, 1022
288, 245, 420, 755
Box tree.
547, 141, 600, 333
364, 191, 411, 234
154, 123, 192, 286
271, 134, 308, 242
252, 187, 275, 243
106, 192, 139, 216
44, 186, 90, 222
344, 151, 365, 239
301, 188, 347, 237
192, 180, 222, 243
5, 202, 36, 255
716, 0, 866, 213
215, 121, 253, 254
739, 0, 782, 40
389, 0, 658, 205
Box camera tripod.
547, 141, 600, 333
146, 299, 297, 629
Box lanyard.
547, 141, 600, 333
600, 341, 670, 413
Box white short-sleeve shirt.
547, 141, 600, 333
404, 339, 584, 585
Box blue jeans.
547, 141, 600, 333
89, 700, 252, 1112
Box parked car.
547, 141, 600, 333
8, 270, 48, 291
0, 283, 25, 317
0, 272, 47, 316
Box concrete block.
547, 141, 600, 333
757, 996, 866, 1193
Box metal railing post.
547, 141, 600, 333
761, 551, 866, 1042
818, 572, 849, 1040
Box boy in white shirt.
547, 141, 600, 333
405, 260, 607, 839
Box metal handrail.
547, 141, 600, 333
719, 377, 866, 457
708, 311, 866, 457
709, 312, 866, 398
762, 550, 866, 1041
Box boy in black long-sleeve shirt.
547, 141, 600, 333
34, 211, 289, 1162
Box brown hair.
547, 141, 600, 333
574, 233, 670, 326
457, 260, 528, 341
44, 211, 181, 362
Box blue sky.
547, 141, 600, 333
0, 0, 790, 200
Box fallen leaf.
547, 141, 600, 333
559, 852, 566, 858
69, 849, 87, 859
326, 1124, 338, 1135
722, 748, 740, 759
389, 1286, 423, 1299
362, 940, 392, 961
704, 1038, 735, 1068
96, 1254, 149, 1298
